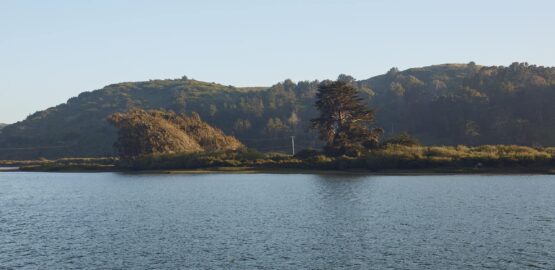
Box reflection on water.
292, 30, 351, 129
1, 172, 554, 269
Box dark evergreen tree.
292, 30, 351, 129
311, 80, 383, 156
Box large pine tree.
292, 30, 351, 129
311, 80, 383, 156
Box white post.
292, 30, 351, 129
291, 136, 295, 155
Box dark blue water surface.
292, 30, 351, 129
1, 172, 554, 269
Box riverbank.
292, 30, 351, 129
3, 145, 555, 175
6, 164, 555, 175
149, 167, 555, 175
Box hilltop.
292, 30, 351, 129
1, 62, 555, 159
0, 79, 272, 159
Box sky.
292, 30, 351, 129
1, 0, 554, 123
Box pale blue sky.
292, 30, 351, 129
1, 0, 554, 123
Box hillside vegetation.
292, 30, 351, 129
114, 144, 555, 173
362, 63, 555, 145
1, 62, 555, 159
108, 109, 244, 158
16, 144, 554, 173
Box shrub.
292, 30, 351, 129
382, 132, 421, 146
294, 149, 322, 160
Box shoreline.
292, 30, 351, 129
5, 166, 555, 175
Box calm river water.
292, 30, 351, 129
1, 172, 554, 269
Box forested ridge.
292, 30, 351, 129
1, 62, 555, 159
362, 63, 555, 145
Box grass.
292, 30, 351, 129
3, 145, 555, 174
116, 145, 555, 173
1, 157, 118, 172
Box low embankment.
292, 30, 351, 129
120, 145, 555, 173
4, 145, 555, 174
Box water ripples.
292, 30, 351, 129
1, 173, 554, 269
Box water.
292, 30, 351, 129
1, 173, 554, 269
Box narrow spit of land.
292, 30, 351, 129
2, 145, 555, 174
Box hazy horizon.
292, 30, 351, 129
1, 0, 554, 123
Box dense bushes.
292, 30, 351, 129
361, 145, 553, 170
108, 109, 244, 158
293, 149, 322, 159
117, 145, 555, 172
382, 132, 421, 146
119, 149, 297, 170
8, 145, 554, 172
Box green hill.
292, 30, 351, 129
361, 62, 555, 145
0, 78, 319, 159
1, 62, 555, 160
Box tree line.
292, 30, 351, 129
2, 62, 555, 159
